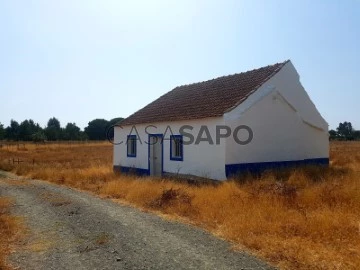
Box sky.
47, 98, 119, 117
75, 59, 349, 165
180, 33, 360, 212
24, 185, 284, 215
0, 0, 359, 130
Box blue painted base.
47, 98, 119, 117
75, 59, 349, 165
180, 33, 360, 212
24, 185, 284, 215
114, 158, 330, 180
113, 165, 149, 176
225, 158, 329, 178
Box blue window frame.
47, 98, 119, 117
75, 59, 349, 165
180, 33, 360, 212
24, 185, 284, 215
170, 135, 183, 161
127, 135, 137, 157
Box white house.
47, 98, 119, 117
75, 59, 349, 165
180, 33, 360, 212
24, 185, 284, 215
113, 60, 329, 180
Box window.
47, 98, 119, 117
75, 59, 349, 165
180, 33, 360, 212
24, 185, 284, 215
170, 135, 183, 161
127, 135, 137, 157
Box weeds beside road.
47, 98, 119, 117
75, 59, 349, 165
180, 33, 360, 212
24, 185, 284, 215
0, 177, 22, 270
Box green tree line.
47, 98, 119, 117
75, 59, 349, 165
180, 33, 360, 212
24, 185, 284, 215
329, 121, 360, 141
0, 117, 123, 142
1, 118, 358, 142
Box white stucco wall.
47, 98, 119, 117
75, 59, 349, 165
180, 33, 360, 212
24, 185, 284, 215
224, 61, 329, 165
113, 117, 226, 180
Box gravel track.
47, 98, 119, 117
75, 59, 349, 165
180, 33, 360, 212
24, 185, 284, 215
0, 172, 273, 270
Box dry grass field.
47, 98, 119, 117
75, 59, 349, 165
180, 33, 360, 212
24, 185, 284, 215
0, 141, 359, 269
0, 196, 21, 270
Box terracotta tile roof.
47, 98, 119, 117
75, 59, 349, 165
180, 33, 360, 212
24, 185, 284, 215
121, 60, 289, 126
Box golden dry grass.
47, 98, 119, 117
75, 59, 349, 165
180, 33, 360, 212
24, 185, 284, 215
0, 197, 20, 270
0, 141, 359, 269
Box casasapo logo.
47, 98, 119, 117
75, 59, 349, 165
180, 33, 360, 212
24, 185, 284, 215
107, 124, 253, 145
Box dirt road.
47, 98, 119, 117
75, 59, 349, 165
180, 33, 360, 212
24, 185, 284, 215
0, 172, 273, 270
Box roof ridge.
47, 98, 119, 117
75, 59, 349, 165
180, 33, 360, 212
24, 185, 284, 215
173, 59, 290, 90
223, 60, 290, 113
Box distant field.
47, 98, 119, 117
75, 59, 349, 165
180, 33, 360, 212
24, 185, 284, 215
0, 141, 359, 269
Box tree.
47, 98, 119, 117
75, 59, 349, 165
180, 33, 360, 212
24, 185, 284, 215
18, 119, 42, 141
32, 130, 47, 142
18, 120, 31, 141
47, 117, 61, 129
5, 120, 20, 140
329, 129, 338, 140
0, 122, 5, 140
84, 119, 109, 140
45, 117, 61, 141
354, 130, 360, 140
78, 131, 88, 141
63, 123, 81, 140
107, 117, 124, 140
336, 121, 354, 140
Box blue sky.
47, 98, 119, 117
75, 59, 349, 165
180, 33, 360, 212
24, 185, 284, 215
0, 0, 359, 130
